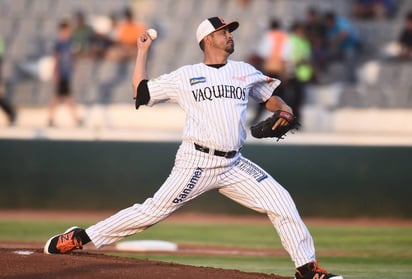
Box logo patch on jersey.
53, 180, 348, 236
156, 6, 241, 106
190, 77, 206, 86
232, 75, 247, 82
172, 167, 203, 204
235, 158, 268, 182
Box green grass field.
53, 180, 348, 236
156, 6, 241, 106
1, 218, 411, 278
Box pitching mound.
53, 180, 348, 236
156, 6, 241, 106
1, 248, 290, 279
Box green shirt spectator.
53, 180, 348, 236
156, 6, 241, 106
283, 24, 313, 82
0, 36, 4, 57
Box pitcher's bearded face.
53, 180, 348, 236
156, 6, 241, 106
210, 28, 235, 54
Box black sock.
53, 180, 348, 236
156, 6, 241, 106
76, 229, 91, 244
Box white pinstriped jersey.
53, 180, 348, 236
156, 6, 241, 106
147, 60, 280, 151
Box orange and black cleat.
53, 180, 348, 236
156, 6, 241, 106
295, 261, 343, 279
44, 226, 84, 254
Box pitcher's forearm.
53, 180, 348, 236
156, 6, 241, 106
132, 50, 149, 99
265, 96, 292, 113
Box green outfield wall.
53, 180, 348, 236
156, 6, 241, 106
0, 139, 411, 217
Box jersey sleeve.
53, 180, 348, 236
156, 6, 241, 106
247, 66, 281, 103
146, 70, 180, 106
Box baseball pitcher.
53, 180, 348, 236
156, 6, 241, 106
44, 16, 343, 279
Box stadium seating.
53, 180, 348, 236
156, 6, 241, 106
0, 0, 411, 110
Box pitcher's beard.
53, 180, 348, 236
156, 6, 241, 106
226, 43, 234, 54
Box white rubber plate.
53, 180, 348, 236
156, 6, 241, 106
14, 250, 34, 255
115, 240, 178, 252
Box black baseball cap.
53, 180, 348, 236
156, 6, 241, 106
196, 17, 239, 43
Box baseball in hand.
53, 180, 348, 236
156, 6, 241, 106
147, 28, 158, 40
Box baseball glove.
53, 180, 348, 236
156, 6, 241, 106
250, 110, 299, 141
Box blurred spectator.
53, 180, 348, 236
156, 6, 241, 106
352, 0, 380, 19
236, 0, 252, 8
107, 7, 145, 60
48, 20, 81, 127
72, 11, 95, 57
304, 7, 328, 80
282, 22, 313, 122
107, 14, 119, 42
0, 35, 17, 126
351, 0, 398, 20
89, 14, 117, 59
324, 11, 360, 83
397, 11, 412, 59
378, 0, 397, 19
116, 8, 145, 45
248, 18, 288, 124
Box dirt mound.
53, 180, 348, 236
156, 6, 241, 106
1, 248, 291, 279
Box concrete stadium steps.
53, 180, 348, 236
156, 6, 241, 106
1, 103, 412, 146
356, 61, 412, 108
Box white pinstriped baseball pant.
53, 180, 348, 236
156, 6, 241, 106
86, 140, 315, 267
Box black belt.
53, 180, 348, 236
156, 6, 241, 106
194, 143, 238, 159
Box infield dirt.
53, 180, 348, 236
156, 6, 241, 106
1, 248, 290, 279
0, 211, 293, 278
